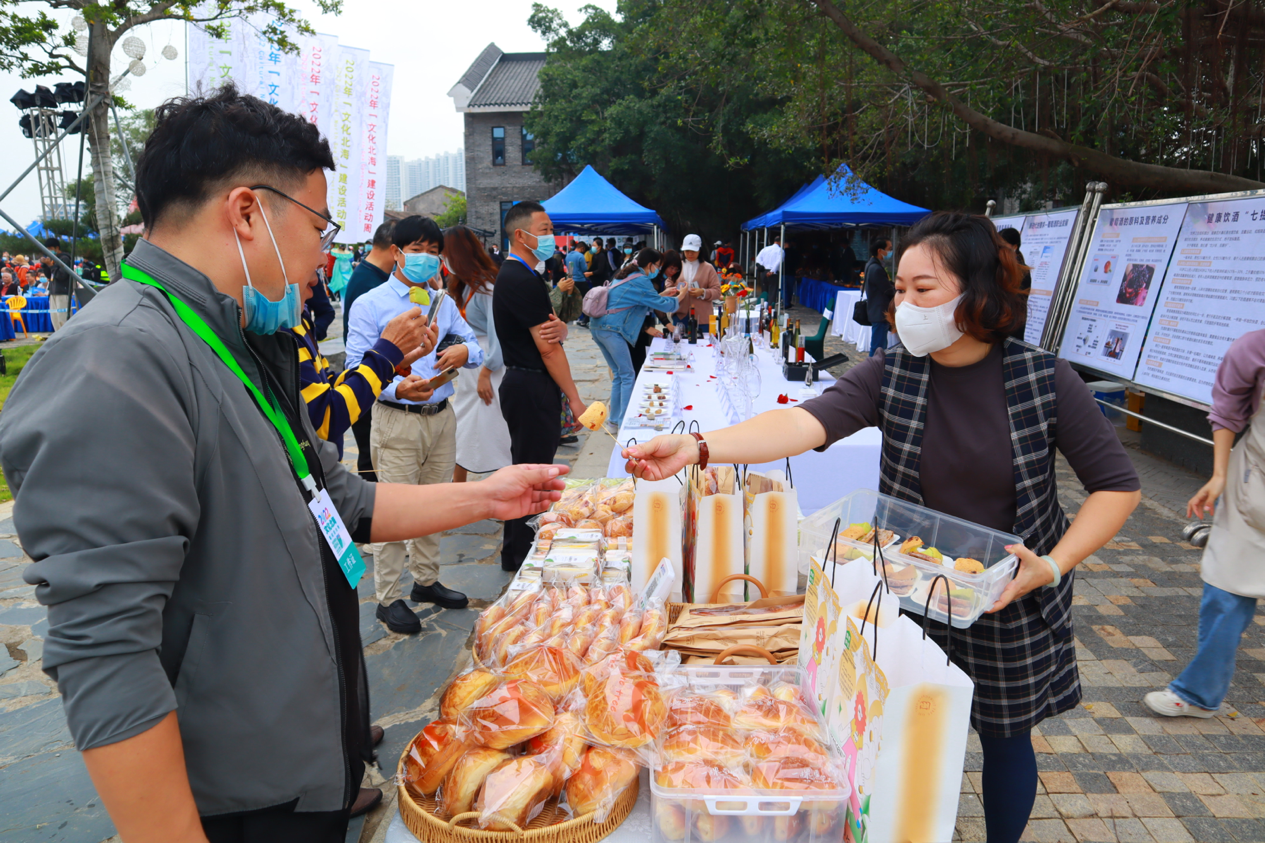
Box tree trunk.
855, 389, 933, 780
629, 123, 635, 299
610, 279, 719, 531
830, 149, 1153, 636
87, 23, 123, 283
810, 0, 1265, 195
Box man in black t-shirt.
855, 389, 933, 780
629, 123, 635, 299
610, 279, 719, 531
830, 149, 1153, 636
493, 201, 588, 571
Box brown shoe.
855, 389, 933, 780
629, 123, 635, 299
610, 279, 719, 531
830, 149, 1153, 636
350, 786, 383, 818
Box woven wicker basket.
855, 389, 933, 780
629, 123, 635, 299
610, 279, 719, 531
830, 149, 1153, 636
396, 742, 639, 843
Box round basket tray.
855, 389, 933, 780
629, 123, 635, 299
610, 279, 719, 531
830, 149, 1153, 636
397, 744, 639, 843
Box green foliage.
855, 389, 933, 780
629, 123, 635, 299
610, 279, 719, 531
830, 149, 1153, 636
435, 193, 467, 227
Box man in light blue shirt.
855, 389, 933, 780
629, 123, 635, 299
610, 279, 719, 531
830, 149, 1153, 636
565, 241, 592, 327
345, 216, 483, 633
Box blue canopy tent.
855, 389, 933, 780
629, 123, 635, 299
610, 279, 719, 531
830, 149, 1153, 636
741, 166, 930, 312
541, 165, 667, 243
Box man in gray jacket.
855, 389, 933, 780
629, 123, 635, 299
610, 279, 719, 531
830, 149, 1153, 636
864, 238, 894, 355
0, 85, 567, 843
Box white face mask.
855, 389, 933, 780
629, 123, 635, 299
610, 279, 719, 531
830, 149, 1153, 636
894, 294, 965, 357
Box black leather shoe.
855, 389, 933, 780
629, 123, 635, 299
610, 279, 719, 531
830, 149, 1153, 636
349, 786, 382, 818
410, 581, 469, 609
560, 435, 579, 445
376, 599, 421, 634
501, 558, 521, 573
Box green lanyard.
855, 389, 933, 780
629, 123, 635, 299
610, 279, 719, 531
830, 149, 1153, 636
121, 263, 317, 495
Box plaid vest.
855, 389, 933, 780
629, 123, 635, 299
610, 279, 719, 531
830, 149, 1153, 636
879, 338, 1075, 633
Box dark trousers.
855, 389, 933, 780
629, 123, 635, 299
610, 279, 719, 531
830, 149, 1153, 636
869, 323, 889, 356
203, 800, 349, 843
351, 403, 376, 482
499, 368, 561, 569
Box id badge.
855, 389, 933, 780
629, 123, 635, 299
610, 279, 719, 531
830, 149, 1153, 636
308, 487, 366, 589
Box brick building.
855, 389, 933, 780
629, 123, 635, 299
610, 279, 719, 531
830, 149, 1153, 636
449, 44, 556, 248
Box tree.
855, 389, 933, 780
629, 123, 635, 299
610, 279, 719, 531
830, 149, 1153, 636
434, 193, 466, 228
0, 0, 340, 282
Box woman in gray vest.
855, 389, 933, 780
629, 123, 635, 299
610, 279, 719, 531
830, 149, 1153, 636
622, 212, 1141, 843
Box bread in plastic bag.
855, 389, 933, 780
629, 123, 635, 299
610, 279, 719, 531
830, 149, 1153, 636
524, 707, 587, 796
746, 728, 832, 766
655, 801, 688, 841
584, 665, 666, 751
503, 645, 582, 703
563, 745, 639, 823
439, 746, 511, 818
663, 693, 733, 731
626, 599, 667, 651
461, 679, 556, 749
618, 610, 642, 645
658, 724, 746, 768
582, 625, 621, 667
440, 668, 502, 721
580, 648, 654, 698
401, 717, 464, 799
476, 755, 555, 831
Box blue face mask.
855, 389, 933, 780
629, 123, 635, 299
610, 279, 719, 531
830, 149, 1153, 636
400, 251, 441, 285
518, 229, 556, 264
234, 201, 302, 335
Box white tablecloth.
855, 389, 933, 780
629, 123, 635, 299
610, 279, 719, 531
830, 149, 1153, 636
604, 338, 880, 515
834, 290, 874, 352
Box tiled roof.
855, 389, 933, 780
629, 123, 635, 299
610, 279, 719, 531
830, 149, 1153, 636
456, 44, 502, 95
467, 53, 546, 108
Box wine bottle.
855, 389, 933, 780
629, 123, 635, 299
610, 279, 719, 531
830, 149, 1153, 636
796, 334, 805, 363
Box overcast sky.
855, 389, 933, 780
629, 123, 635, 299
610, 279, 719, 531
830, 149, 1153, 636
0, 0, 613, 228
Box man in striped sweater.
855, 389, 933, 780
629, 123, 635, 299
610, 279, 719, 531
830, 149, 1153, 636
289, 295, 435, 458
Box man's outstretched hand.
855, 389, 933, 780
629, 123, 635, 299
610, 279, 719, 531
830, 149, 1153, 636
482, 463, 570, 521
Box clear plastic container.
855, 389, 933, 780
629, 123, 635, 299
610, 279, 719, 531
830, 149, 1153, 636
650, 665, 850, 843
799, 490, 1020, 629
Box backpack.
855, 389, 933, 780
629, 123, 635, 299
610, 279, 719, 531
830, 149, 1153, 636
581, 274, 636, 318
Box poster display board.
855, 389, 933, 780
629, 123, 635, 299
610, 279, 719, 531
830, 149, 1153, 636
1058, 202, 1187, 379
187, 12, 391, 245
1134, 194, 1265, 405
990, 210, 1078, 344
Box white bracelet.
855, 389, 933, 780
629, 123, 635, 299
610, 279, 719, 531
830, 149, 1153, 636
1041, 555, 1062, 588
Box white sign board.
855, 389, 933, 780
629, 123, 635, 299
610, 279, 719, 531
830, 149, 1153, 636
186, 15, 390, 246
1015, 209, 1079, 344
1059, 202, 1186, 379
1134, 195, 1265, 405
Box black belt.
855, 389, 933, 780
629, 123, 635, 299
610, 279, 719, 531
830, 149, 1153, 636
379, 398, 448, 416
505, 365, 546, 373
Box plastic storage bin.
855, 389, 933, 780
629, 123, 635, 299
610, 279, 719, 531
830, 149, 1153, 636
651, 664, 850, 843
799, 489, 1020, 629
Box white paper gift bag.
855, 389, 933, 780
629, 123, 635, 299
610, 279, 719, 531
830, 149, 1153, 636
630, 477, 683, 599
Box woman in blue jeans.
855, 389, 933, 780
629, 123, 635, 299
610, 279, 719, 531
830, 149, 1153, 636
1146, 328, 1265, 718
590, 248, 687, 431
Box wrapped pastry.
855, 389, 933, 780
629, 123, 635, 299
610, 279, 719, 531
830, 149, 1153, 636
585, 669, 666, 749
401, 717, 462, 799
733, 687, 823, 738
584, 626, 621, 667
606, 490, 635, 514
597, 607, 622, 629
592, 505, 616, 526
554, 499, 595, 525
519, 625, 549, 650
740, 816, 766, 837
463, 679, 556, 749
581, 649, 654, 697
564, 626, 597, 661
747, 730, 831, 765
439, 747, 511, 817
531, 599, 552, 629
574, 518, 604, 532
440, 669, 502, 721
770, 681, 808, 707
572, 606, 602, 629
488, 625, 527, 668
588, 585, 611, 610
626, 600, 666, 651
664, 695, 732, 730
526, 709, 587, 795
538, 523, 563, 543
655, 802, 688, 841
504, 645, 582, 702
752, 759, 845, 837
546, 605, 574, 639
607, 583, 634, 615
695, 811, 731, 843
565, 585, 590, 610
564, 746, 639, 822
618, 610, 642, 645
659, 725, 746, 768
476, 756, 555, 831
605, 516, 633, 540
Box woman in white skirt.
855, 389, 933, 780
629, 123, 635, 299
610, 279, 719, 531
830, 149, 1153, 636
445, 225, 513, 481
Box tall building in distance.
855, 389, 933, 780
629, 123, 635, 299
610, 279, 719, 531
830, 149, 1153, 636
386, 151, 468, 210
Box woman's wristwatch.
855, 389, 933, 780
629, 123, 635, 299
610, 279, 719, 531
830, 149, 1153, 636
1041, 555, 1063, 588
689, 432, 710, 470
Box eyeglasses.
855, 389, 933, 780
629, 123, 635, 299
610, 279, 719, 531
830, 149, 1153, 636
249, 184, 341, 250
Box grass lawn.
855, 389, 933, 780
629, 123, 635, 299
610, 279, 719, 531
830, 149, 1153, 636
0, 343, 42, 502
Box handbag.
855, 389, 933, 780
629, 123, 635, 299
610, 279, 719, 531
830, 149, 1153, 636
549, 282, 584, 324
852, 284, 872, 327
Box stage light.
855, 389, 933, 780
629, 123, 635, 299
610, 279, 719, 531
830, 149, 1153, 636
33, 85, 58, 108
9, 89, 35, 110
58, 110, 81, 132
18, 114, 32, 138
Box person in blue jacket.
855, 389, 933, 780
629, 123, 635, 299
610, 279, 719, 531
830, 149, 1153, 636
590, 248, 687, 431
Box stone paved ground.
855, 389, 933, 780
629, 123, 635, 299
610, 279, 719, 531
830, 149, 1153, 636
0, 305, 1257, 842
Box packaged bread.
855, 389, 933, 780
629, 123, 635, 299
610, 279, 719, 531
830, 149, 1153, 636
440, 669, 502, 721
564, 626, 597, 661
585, 668, 666, 750
664, 694, 732, 731
401, 717, 464, 799
747, 729, 831, 765
503, 645, 582, 702
462, 679, 555, 749
659, 724, 746, 768
626, 600, 667, 651
583, 625, 622, 667
564, 746, 639, 822
618, 610, 642, 645
655, 802, 688, 841
751, 758, 845, 837
439, 746, 511, 818
476, 756, 555, 831
525, 708, 588, 796
581, 648, 654, 698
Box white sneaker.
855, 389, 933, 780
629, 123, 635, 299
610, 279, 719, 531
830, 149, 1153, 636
1144, 688, 1217, 718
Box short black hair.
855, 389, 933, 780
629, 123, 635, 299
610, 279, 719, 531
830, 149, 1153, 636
606, 238, 616, 247
503, 201, 547, 240
392, 215, 444, 251
998, 227, 1022, 248
870, 239, 891, 258
372, 220, 396, 249
135, 82, 335, 230
43, 237, 59, 250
